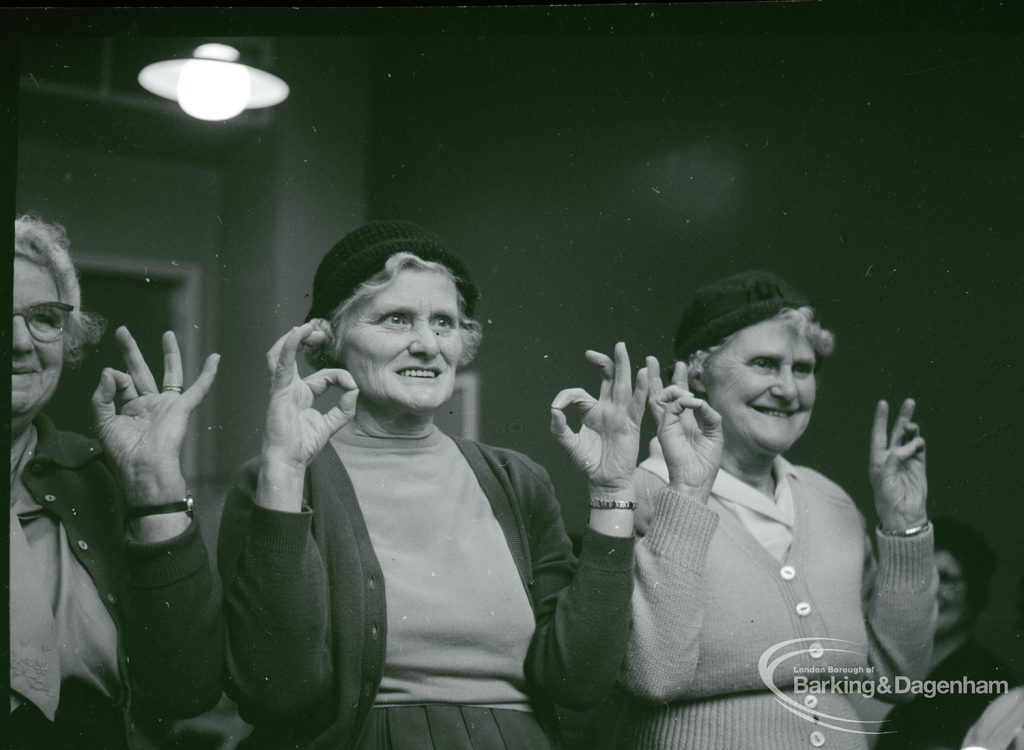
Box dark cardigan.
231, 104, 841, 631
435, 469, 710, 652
218, 437, 635, 749
17, 415, 223, 742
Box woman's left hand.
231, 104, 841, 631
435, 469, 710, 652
550, 342, 649, 494
92, 326, 219, 508
869, 398, 928, 531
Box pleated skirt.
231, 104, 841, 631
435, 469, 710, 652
355, 705, 553, 750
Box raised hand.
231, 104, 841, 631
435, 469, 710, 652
92, 326, 219, 507
870, 398, 928, 532
550, 342, 648, 495
257, 324, 359, 511
646, 357, 723, 497
261, 323, 359, 468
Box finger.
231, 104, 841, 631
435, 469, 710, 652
611, 341, 633, 402
162, 331, 184, 390
303, 368, 359, 400
690, 398, 723, 436
889, 398, 916, 449
108, 368, 139, 408
550, 388, 595, 444
658, 384, 693, 404
549, 411, 578, 455
870, 400, 889, 457
178, 353, 221, 412
265, 323, 315, 376
646, 356, 664, 393
671, 361, 689, 389
269, 325, 314, 384
900, 422, 921, 445
116, 326, 159, 394
629, 365, 650, 422
892, 436, 926, 462
584, 349, 615, 400
322, 385, 360, 436
550, 387, 598, 413
91, 368, 118, 425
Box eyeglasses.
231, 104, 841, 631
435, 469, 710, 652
13, 302, 74, 343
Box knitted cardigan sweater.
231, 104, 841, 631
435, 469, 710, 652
17, 416, 223, 739
615, 463, 936, 750
218, 437, 635, 749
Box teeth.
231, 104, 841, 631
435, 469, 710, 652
400, 369, 437, 379
756, 408, 792, 417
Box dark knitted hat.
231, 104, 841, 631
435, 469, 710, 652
673, 271, 810, 361
305, 220, 480, 322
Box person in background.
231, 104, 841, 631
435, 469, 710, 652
876, 518, 1016, 750
959, 574, 1024, 750
612, 270, 936, 750
218, 220, 647, 749
10, 216, 223, 749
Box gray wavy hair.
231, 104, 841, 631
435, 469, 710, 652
686, 306, 835, 390
15, 215, 105, 364
304, 251, 483, 370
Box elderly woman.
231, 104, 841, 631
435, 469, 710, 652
10, 216, 222, 748
614, 271, 936, 749
218, 220, 647, 749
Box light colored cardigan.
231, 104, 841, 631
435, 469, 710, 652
618, 463, 937, 750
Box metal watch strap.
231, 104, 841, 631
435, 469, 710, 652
589, 498, 638, 510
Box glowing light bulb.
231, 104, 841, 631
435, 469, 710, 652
139, 43, 288, 121
176, 59, 252, 121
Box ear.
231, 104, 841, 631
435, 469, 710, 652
685, 358, 707, 394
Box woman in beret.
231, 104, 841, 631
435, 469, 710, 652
219, 220, 648, 749
614, 271, 936, 750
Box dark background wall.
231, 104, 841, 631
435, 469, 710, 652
5, 3, 1023, 687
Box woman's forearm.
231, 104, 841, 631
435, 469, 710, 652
621, 486, 718, 703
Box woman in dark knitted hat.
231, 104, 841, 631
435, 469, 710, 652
218, 220, 649, 749
609, 271, 937, 749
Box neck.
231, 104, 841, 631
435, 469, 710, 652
720, 448, 776, 496
354, 397, 436, 439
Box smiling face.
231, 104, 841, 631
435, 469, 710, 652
12, 257, 66, 436
697, 317, 817, 470
338, 267, 464, 429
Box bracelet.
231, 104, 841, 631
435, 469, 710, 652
878, 520, 930, 537
590, 498, 637, 511
126, 492, 195, 521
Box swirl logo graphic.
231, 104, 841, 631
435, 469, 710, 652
758, 637, 887, 736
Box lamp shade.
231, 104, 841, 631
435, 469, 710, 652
138, 43, 289, 121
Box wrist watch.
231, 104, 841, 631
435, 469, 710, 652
126, 491, 195, 521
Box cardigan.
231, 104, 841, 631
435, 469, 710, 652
15, 415, 224, 742
612, 463, 936, 750
217, 436, 636, 749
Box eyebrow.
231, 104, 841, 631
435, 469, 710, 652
370, 302, 458, 317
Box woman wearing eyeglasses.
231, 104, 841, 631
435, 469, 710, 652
10, 216, 222, 749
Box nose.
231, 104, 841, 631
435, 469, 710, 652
407, 320, 440, 357
12, 314, 34, 352
770, 367, 798, 400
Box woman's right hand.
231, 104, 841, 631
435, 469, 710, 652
646, 357, 723, 497
550, 342, 648, 495
257, 324, 359, 510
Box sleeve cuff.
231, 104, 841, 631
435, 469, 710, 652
644, 487, 719, 567
874, 524, 935, 592
576, 526, 635, 572
125, 518, 209, 588
247, 503, 314, 554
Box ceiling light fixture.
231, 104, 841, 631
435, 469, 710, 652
138, 43, 289, 122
